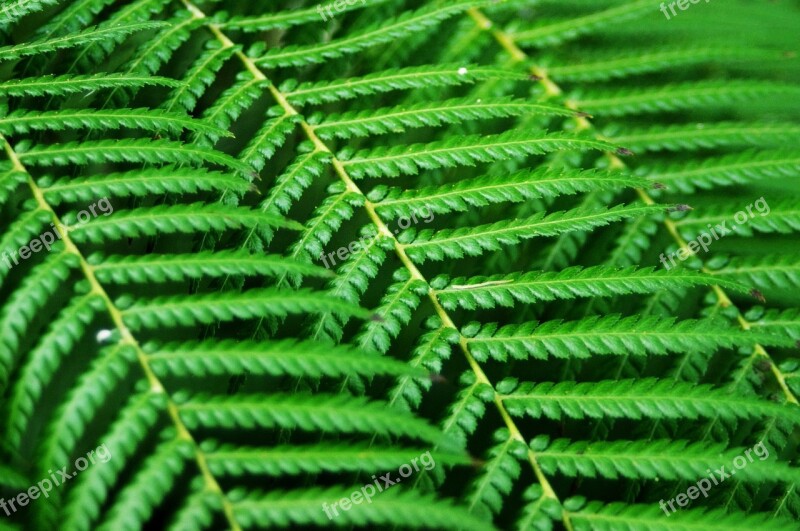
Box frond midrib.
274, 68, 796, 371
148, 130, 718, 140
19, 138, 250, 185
179, 0, 569, 522
0, 134, 244, 531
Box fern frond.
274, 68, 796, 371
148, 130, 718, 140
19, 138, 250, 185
230, 488, 490, 530
534, 438, 799, 483
637, 150, 800, 194
287, 188, 364, 259
68, 204, 299, 242
4, 1, 800, 528
710, 254, 800, 291
0, 252, 77, 384
342, 131, 618, 179
467, 431, 525, 521
222, 0, 391, 31
311, 97, 575, 140
97, 436, 193, 531
547, 48, 766, 82
115, 14, 201, 76
118, 288, 373, 330
176, 393, 448, 446
65, 0, 172, 70
40, 344, 137, 471
433, 265, 749, 310
35, 0, 119, 38
0, 209, 53, 286
238, 111, 301, 172
463, 315, 791, 362
512, 0, 653, 47
89, 251, 330, 284
60, 392, 166, 531
500, 378, 800, 423
167, 479, 217, 531
256, 0, 488, 68
676, 200, 800, 237
371, 168, 643, 218
570, 502, 798, 531
161, 42, 238, 113
404, 204, 662, 263
609, 122, 800, 153
0, 73, 180, 97
0, 108, 231, 137
515, 484, 562, 531
17, 139, 253, 176
42, 167, 251, 204
284, 64, 528, 106
0, 22, 165, 62
0, 0, 60, 27
388, 320, 459, 412
750, 308, 800, 340
203, 442, 467, 477
146, 339, 422, 379
440, 373, 493, 450
578, 81, 800, 117
356, 269, 427, 353
260, 151, 330, 214
5, 294, 105, 448
198, 72, 266, 135
0, 463, 28, 489
306, 231, 389, 341
0, 168, 26, 207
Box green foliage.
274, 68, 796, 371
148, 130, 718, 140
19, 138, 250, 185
1, 1, 799, 530
501, 378, 800, 423
462, 315, 792, 362
433, 265, 750, 310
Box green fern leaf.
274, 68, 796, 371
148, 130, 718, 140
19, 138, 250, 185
0, 108, 231, 137
570, 501, 798, 531
609, 122, 800, 153
312, 97, 576, 140
578, 81, 800, 117
256, 0, 489, 68
463, 315, 792, 362
405, 204, 663, 262
42, 167, 251, 204
283, 64, 528, 106
145, 339, 423, 379
433, 265, 749, 310
16, 138, 254, 176
0, 22, 165, 61
118, 288, 373, 330
500, 378, 800, 423
0, 73, 180, 97
4, 2, 800, 528
371, 168, 643, 218
342, 131, 619, 178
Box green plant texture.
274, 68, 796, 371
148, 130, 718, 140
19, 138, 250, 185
1, 0, 799, 529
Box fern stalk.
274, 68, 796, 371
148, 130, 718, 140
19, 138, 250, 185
0, 134, 244, 531
468, 8, 797, 406
183, 0, 571, 523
